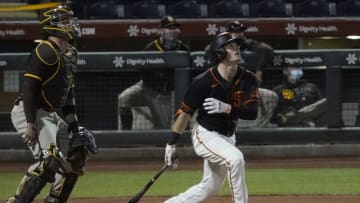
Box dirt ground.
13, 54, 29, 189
3, 156, 360, 203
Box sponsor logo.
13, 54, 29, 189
285, 23, 297, 35
273, 55, 283, 66
284, 56, 323, 65
81, 27, 96, 36
113, 56, 125, 68
0, 29, 25, 37
128, 25, 140, 37
193, 55, 206, 67
127, 58, 165, 66
113, 56, 165, 68
206, 24, 218, 36
346, 53, 358, 65
285, 23, 338, 35
77, 58, 86, 65
141, 27, 159, 35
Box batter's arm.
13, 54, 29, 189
172, 111, 192, 135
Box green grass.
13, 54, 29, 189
1, 168, 360, 199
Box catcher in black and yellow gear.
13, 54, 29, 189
7, 4, 97, 203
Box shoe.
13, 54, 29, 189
6, 197, 16, 203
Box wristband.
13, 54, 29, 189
168, 132, 181, 145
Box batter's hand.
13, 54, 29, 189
24, 123, 38, 145
203, 98, 231, 114
164, 144, 178, 168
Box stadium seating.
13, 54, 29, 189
294, 0, 337, 17
84, 1, 125, 19
337, 0, 360, 16
209, 0, 250, 17
167, 0, 208, 18
126, 0, 165, 18
251, 0, 293, 17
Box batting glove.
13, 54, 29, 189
165, 144, 177, 168
203, 98, 231, 114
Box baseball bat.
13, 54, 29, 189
128, 164, 169, 203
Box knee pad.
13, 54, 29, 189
33, 144, 66, 182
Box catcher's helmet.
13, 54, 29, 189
39, 5, 79, 41
208, 32, 241, 63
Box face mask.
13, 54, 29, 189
289, 69, 303, 81
161, 30, 178, 49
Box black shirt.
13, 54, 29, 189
272, 80, 322, 115
178, 66, 259, 136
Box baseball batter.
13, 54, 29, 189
164, 32, 259, 203
7, 5, 97, 203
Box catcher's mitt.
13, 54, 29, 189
70, 127, 98, 155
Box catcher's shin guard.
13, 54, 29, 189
33, 144, 66, 182
11, 174, 47, 203
44, 173, 79, 203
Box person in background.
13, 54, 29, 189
118, 15, 189, 130
225, 20, 279, 128
271, 66, 326, 127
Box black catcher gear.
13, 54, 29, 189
32, 144, 67, 183
70, 127, 98, 155
44, 173, 79, 203
39, 5, 79, 41
207, 32, 242, 63
8, 174, 47, 203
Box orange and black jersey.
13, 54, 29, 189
22, 40, 77, 122
178, 66, 259, 136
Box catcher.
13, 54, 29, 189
7, 4, 97, 203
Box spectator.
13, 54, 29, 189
225, 20, 278, 128
271, 66, 326, 127
118, 16, 189, 130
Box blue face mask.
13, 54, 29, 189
289, 69, 303, 81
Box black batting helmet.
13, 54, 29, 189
207, 32, 241, 63
39, 5, 79, 41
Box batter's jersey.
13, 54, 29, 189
178, 66, 259, 135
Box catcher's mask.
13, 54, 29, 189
209, 32, 242, 63
40, 5, 80, 41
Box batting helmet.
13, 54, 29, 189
39, 5, 79, 41
208, 32, 241, 63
